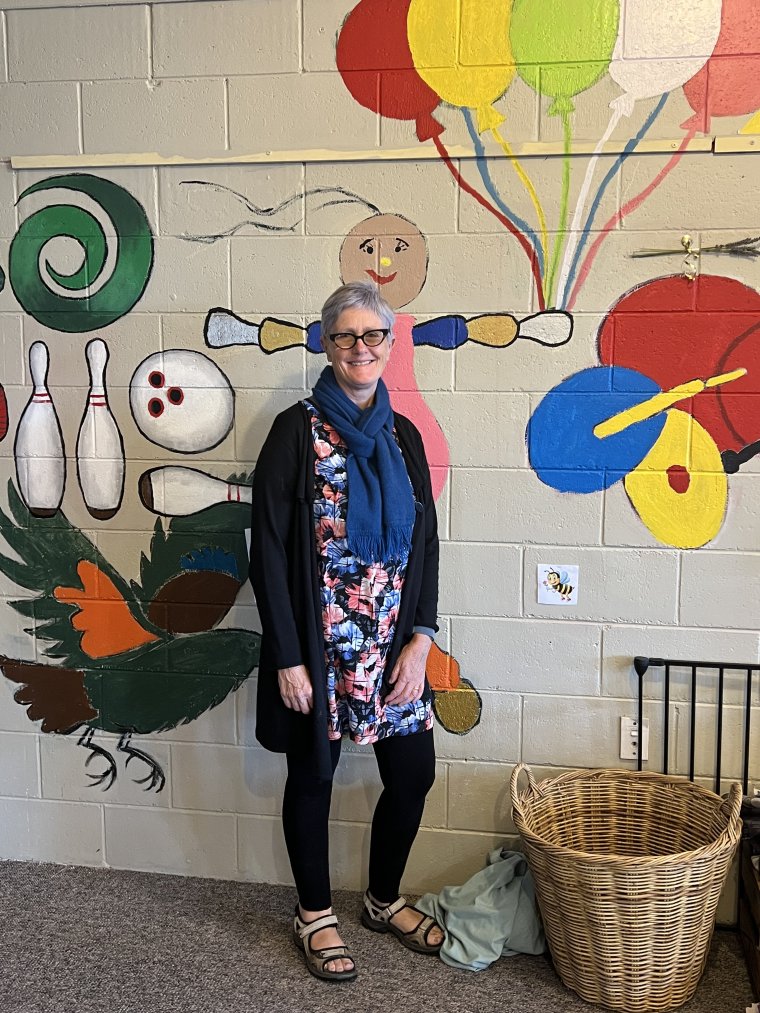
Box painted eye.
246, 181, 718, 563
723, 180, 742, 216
149, 371, 164, 388
395, 239, 409, 253
148, 398, 164, 418
167, 387, 184, 405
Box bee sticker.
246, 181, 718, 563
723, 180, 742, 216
538, 565, 579, 605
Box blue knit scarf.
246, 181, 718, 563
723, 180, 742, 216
311, 366, 415, 563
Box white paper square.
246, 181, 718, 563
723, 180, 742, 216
537, 564, 579, 605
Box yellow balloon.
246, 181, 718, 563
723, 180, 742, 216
624, 409, 727, 549
407, 0, 515, 132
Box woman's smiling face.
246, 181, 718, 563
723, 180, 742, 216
340, 213, 428, 310
321, 306, 393, 408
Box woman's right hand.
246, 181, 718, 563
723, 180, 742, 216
277, 665, 313, 714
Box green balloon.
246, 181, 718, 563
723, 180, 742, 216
510, 0, 620, 116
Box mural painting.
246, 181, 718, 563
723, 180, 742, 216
0, 0, 759, 791
334, 0, 760, 551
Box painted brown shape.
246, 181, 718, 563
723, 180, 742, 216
147, 571, 242, 634
0, 656, 96, 733
340, 213, 428, 310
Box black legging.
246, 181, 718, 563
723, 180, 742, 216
282, 729, 436, 911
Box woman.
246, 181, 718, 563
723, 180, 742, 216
250, 280, 443, 982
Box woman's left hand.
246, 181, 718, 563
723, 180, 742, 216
385, 633, 432, 707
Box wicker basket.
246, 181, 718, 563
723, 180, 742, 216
510, 764, 742, 1012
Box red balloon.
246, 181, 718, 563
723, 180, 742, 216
682, 0, 760, 132
598, 274, 760, 453
336, 0, 443, 142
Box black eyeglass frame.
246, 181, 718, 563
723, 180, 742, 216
327, 328, 390, 349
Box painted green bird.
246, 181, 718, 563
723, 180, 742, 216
0, 478, 259, 792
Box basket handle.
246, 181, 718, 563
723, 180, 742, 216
720, 781, 743, 827
509, 762, 543, 817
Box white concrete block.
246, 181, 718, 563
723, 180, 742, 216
425, 392, 530, 468
303, 0, 346, 72
134, 235, 229, 314
524, 546, 679, 624
523, 694, 665, 768
105, 805, 237, 878
446, 761, 515, 834
680, 552, 760, 629
451, 468, 603, 545
409, 342, 454, 394
0, 729, 38, 796
439, 542, 521, 618
401, 826, 506, 895
0, 83, 79, 157
0, 160, 17, 237
435, 690, 521, 763
238, 811, 296, 886
451, 616, 601, 695
228, 74, 378, 154
153, 0, 299, 78
157, 162, 304, 239
603, 480, 665, 548
82, 79, 226, 158
8, 6, 149, 82
0, 315, 24, 384
709, 475, 760, 551
0, 796, 102, 864
230, 234, 336, 317
303, 160, 458, 239
235, 387, 308, 463
414, 234, 533, 316
602, 624, 760, 705
0, 14, 6, 83
22, 314, 161, 389
171, 742, 283, 815
454, 312, 603, 395
621, 154, 760, 232
40, 732, 170, 806
0, 659, 40, 734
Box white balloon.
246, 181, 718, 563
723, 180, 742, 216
609, 0, 722, 114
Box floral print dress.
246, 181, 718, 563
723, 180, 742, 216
304, 401, 433, 745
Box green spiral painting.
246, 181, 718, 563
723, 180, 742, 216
9, 173, 154, 332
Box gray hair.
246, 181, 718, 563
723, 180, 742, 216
321, 281, 395, 340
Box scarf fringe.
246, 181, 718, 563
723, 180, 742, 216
348, 528, 413, 564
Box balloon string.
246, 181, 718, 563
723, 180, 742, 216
556, 103, 623, 308
490, 125, 549, 272
462, 109, 545, 282
567, 124, 695, 312
545, 111, 573, 308
560, 93, 669, 308
432, 133, 546, 311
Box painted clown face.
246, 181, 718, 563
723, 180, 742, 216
339, 213, 428, 310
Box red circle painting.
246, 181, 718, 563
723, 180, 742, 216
598, 274, 760, 454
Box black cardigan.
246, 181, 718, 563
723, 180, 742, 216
249, 401, 439, 779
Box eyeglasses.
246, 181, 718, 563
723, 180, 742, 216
328, 329, 390, 350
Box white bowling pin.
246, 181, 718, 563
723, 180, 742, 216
15, 342, 65, 517
77, 339, 125, 520
139, 466, 252, 517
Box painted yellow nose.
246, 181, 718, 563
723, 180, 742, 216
379, 256, 392, 267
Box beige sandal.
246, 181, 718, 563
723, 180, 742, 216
361, 890, 443, 955
292, 906, 358, 982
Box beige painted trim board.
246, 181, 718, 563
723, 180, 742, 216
10, 136, 730, 170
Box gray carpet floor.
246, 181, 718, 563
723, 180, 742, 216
0, 860, 754, 1013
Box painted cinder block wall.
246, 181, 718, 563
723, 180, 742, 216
0, 0, 758, 896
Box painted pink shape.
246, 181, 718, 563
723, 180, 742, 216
384, 313, 449, 502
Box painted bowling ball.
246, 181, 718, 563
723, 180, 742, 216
129, 350, 234, 453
